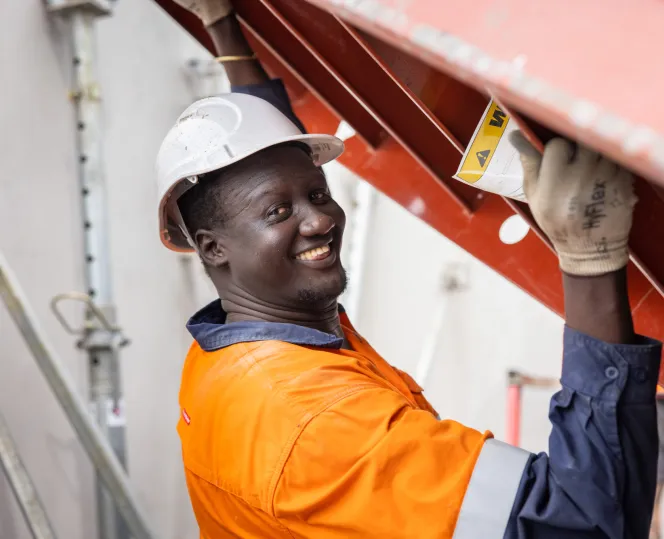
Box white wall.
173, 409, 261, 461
0, 2, 563, 538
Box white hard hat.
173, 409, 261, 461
156, 93, 345, 252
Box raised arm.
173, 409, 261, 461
206, 14, 269, 87
563, 269, 634, 344
172, 0, 307, 132
505, 133, 659, 537
172, 0, 267, 86
510, 134, 637, 346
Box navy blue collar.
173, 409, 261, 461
186, 300, 345, 352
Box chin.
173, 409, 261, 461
297, 267, 347, 306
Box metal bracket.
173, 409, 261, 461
507, 370, 525, 387
44, 0, 113, 16
50, 292, 130, 350
51, 292, 115, 334
507, 369, 559, 389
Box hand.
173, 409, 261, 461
509, 131, 637, 277
173, 0, 233, 26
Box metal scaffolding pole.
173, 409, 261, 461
0, 253, 155, 539
0, 411, 58, 539
45, 2, 130, 538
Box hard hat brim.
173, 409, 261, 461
159, 132, 344, 253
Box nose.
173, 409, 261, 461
299, 207, 335, 237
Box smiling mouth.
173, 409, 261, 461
295, 244, 331, 261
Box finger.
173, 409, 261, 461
523, 169, 538, 204
541, 138, 574, 172
595, 155, 618, 182
537, 138, 576, 203
509, 130, 542, 160
509, 131, 542, 193
573, 145, 600, 170
614, 166, 638, 210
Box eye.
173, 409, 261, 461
310, 189, 331, 203
267, 205, 291, 219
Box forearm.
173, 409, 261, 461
206, 14, 269, 86
207, 15, 307, 133
562, 268, 634, 344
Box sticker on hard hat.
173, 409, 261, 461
453, 100, 526, 201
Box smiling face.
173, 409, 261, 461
181, 144, 347, 310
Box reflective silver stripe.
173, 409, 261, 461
452, 439, 531, 539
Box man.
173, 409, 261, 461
160, 2, 661, 537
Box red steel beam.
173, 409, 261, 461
293, 5, 664, 326
305, 0, 664, 189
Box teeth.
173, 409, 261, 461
296, 244, 330, 260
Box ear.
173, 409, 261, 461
195, 229, 228, 268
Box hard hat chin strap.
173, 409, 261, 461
177, 216, 199, 253
174, 175, 200, 254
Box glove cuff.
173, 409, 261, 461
201, 2, 233, 26
557, 240, 630, 277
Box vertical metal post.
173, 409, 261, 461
0, 412, 58, 539
73, 13, 126, 539
45, 2, 128, 538
505, 371, 559, 447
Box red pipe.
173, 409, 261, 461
506, 384, 522, 447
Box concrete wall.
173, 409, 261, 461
0, 2, 562, 538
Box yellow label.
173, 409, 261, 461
456, 101, 509, 184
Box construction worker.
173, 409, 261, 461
159, 2, 662, 537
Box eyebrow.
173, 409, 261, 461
239, 165, 329, 204
247, 186, 284, 203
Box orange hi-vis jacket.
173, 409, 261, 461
178, 300, 662, 538
179, 304, 488, 537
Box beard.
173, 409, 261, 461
296, 266, 348, 306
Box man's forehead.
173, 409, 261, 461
224, 148, 322, 192
243, 143, 315, 171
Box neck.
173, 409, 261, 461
220, 291, 343, 338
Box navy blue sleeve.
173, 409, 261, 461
231, 79, 307, 134
505, 327, 661, 538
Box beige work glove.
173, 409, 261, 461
509, 132, 637, 276
173, 0, 233, 26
